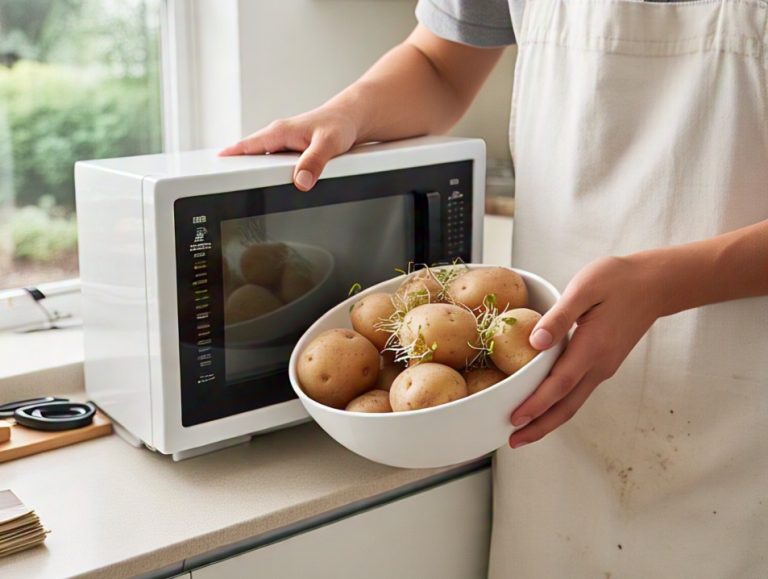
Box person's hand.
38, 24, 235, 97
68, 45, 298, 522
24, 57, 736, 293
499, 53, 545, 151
218, 107, 358, 191
508, 255, 664, 448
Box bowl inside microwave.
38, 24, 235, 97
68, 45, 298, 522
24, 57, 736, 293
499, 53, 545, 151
225, 242, 336, 347
288, 265, 565, 469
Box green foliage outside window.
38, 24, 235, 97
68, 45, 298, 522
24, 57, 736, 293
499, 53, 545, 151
1, 61, 161, 211
0, 0, 161, 278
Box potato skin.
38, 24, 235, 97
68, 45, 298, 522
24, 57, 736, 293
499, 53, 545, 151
279, 266, 315, 303
345, 390, 392, 413
448, 267, 528, 311
396, 269, 443, 303
390, 363, 468, 411
463, 365, 507, 395
222, 256, 246, 301
398, 303, 478, 369
225, 284, 283, 323
240, 242, 289, 286
490, 308, 541, 375
297, 329, 380, 408
350, 293, 396, 351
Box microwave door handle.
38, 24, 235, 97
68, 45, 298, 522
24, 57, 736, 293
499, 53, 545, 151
414, 190, 442, 265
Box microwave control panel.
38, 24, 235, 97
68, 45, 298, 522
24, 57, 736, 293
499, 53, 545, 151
446, 185, 468, 257
413, 166, 473, 267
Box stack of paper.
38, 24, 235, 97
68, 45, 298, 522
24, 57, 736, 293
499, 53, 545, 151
0, 490, 47, 558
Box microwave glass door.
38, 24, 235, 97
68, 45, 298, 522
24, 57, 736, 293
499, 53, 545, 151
174, 161, 473, 426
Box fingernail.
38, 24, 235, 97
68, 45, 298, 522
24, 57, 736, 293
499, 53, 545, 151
530, 328, 553, 349
295, 170, 314, 190
512, 415, 532, 428
511, 441, 528, 449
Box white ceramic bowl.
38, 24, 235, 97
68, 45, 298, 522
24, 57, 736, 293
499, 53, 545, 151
288, 265, 565, 468
226, 242, 335, 347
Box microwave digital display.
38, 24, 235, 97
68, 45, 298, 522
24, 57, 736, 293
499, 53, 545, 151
175, 161, 473, 426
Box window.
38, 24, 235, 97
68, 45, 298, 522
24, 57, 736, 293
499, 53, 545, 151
0, 0, 164, 292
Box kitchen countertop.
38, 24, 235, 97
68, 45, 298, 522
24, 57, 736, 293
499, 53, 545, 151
0, 215, 511, 578
1, 404, 472, 578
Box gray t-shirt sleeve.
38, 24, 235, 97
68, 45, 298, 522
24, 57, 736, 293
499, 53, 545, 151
415, 0, 516, 47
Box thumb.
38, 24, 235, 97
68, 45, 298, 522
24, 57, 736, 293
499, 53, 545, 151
292, 133, 344, 191
529, 288, 592, 350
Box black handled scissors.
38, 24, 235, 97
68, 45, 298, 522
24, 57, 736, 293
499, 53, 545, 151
0, 397, 96, 431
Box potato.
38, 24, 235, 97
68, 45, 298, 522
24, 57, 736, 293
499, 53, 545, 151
350, 293, 396, 351
463, 365, 507, 395
223, 256, 232, 290
489, 308, 541, 375
390, 363, 468, 411
279, 265, 315, 303
345, 390, 392, 413
375, 361, 404, 392
396, 269, 443, 304
222, 256, 246, 299
448, 267, 528, 311
225, 284, 283, 324
240, 242, 289, 286
297, 329, 380, 408
398, 303, 478, 369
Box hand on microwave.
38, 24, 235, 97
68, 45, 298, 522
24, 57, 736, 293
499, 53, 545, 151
219, 108, 358, 192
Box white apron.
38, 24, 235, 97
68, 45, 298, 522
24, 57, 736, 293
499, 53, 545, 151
490, 0, 768, 577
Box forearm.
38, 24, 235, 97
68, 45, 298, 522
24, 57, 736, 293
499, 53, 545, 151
323, 26, 504, 144
328, 45, 464, 143
634, 219, 768, 316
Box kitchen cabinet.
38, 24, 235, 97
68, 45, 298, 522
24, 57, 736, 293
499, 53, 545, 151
191, 468, 491, 579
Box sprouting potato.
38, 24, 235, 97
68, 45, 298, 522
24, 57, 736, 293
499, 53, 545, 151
279, 265, 315, 303
489, 308, 541, 375
463, 365, 507, 395
346, 390, 393, 413
240, 242, 289, 287
225, 284, 283, 324
297, 329, 380, 408
398, 303, 478, 369
448, 267, 528, 312
350, 292, 397, 351
375, 360, 404, 392
389, 363, 468, 411
396, 269, 443, 304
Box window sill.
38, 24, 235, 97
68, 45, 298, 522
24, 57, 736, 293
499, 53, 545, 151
0, 327, 84, 401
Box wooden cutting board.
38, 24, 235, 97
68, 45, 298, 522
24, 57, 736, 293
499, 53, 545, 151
0, 411, 112, 463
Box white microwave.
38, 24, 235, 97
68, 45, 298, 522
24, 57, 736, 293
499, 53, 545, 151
75, 136, 485, 460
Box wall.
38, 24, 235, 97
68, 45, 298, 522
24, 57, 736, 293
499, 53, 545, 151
192, 0, 515, 161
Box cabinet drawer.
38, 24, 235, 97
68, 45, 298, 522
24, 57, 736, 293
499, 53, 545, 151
191, 468, 491, 579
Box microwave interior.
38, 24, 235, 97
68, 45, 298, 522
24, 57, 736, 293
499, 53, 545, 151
174, 161, 474, 426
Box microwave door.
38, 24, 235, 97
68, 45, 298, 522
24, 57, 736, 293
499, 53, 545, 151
220, 193, 417, 381
174, 159, 473, 426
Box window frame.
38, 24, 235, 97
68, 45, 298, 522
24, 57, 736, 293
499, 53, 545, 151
0, 0, 197, 332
